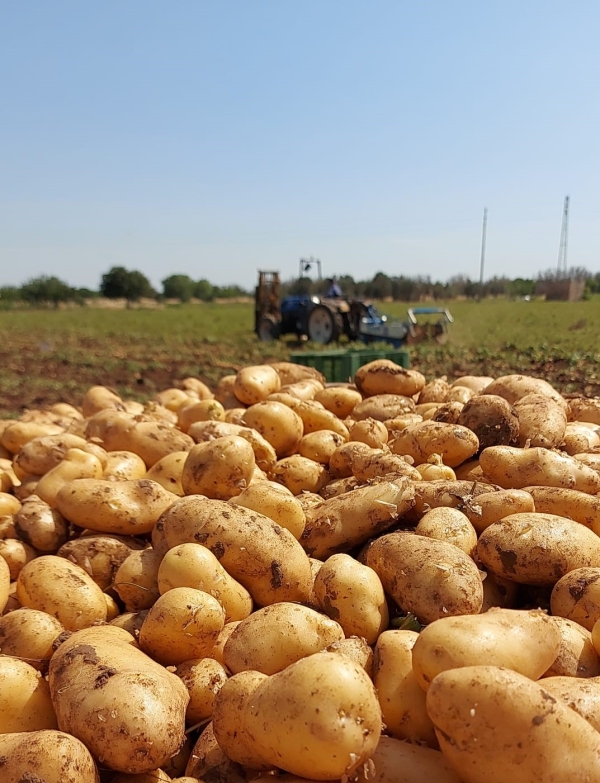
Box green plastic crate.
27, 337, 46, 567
289, 347, 410, 383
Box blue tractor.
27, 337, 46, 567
255, 270, 453, 347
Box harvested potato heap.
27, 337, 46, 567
3, 363, 600, 781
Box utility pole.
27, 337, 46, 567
557, 196, 570, 278
478, 207, 488, 300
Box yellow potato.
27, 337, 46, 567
364, 532, 484, 622
102, 449, 147, 481
57, 533, 143, 591
13, 495, 69, 552
478, 513, 600, 585
14, 433, 107, 476
347, 417, 389, 448
145, 450, 188, 495
0, 492, 21, 516
181, 435, 255, 499
352, 393, 416, 422
292, 400, 349, 440
543, 616, 600, 678
139, 586, 225, 665
268, 361, 325, 387
55, 477, 176, 534
407, 479, 499, 522
415, 506, 477, 556
158, 543, 253, 622
113, 548, 162, 611
177, 399, 226, 432
326, 635, 374, 677
551, 567, 600, 631
561, 421, 600, 454
187, 420, 277, 472
415, 453, 456, 481
354, 359, 425, 397
351, 448, 421, 482
223, 602, 344, 675
480, 445, 600, 493
391, 421, 479, 467
301, 479, 415, 559
514, 393, 567, 448
0, 537, 37, 580
1, 656, 56, 735
0, 608, 64, 671
278, 379, 323, 400
234, 364, 281, 405
411, 608, 561, 690
1, 421, 64, 454
542, 676, 600, 733
418, 377, 450, 403
81, 384, 125, 416
482, 373, 567, 410
154, 497, 313, 606
242, 400, 304, 457
427, 665, 600, 783
271, 454, 331, 495
328, 440, 372, 478
0, 730, 99, 783
524, 485, 600, 532
213, 652, 382, 779
373, 630, 437, 746
298, 429, 346, 464
456, 394, 519, 449
313, 553, 388, 644
314, 386, 362, 418
480, 570, 519, 612
463, 488, 535, 534
180, 376, 214, 399
154, 386, 197, 412
231, 481, 305, 539
35, 448, 104, 507
17, 555, 107, 630
176, 657, 228, 724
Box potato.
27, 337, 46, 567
551, 567, 600, 630
290, 400, 349, 441
418, 377, 450, 404
415, 506, 477, 556
17, 555, 107, 630
176, 657, 228, 725
0, 537, 36, 579
456, 394, 519, 449
14, 433, 107, 476
271, 454, 331, 495
155, 387, 197, 412
109, 609, 148, 636
178, 399, 225, 432
313, 554, 388, 644
55, 477, 176, 534
347, 417, 389, 448
57, 534, 142, 591
223, 602, 344, 675
181, 436, 255, 499
81, 384, 125, 416
411, 608, 561, 690
483, 373, 567, 410
138, 586, 225, 666
213, 652, 382, 779
157, 543, 253, 622
279, 379, 324, 400
480, 571, 519, 612
430, 400, 464, 424
269, 361, 326, 387
49, 625, 189, 773
0, 493, 21, 516
298, 429, 346, 464
242, 401, 304, 457
35, 448, 104, 507
301, 479, 415, 559
326, 635, 374, 677
14, 495, 69, 552
561, 421, 600, 455
479, 445, 600, 493
180, 376, 214, 399
231, 481, 305, 539
234, 364, 281, 405
1, 421, 64, 454
463, 488, 535, 534
373, 630, 437, 746
543, 616, 600, 678
328, 440, 372, 478
514, 393, 567, 448
415, 453, 456, 480
391, 421, 479, 467
426, 665, 600, 783
319, 475, 361, 499
112, 549, 162, 615
384, 413, 423, 434
574, 452, 600, 476
185, 721, 246, 782
0, 656, 56, 732
103, 449, 148, 481
314, 386, 362, 418
0, 608, 64, 671
355, 360, 425, 397
209, 620, 241, 665
144, 450, 187, 495
446, 386, 473, 404
154, 497, 313, 606
351, 448, 421, 482
525, 485, 600, 532
542, 676, 600, 733
224, 407, 247, 424
352, 393, 416, 422
478, 513, 600, 585
364, 532, 484, 622
408, 479, 499, 521
110, 771, 171, 783
187, 420, 277, 472
0, 730, 99, 783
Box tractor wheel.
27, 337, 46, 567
307, 305, 343, 344
257, 316, 281, 342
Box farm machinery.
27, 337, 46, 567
254, 270, 453, 348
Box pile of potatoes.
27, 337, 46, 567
4, 359, 600, 782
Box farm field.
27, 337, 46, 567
1, 297, 599, 416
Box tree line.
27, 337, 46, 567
0, 264, 598, 309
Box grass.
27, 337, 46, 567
1, 298, 599, 416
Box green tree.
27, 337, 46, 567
194, 279, 214, 301
100, 267, 155, 303
20, 276, 75, 308
162, 274, 195, 302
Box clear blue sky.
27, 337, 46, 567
1, 1, 599, 292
